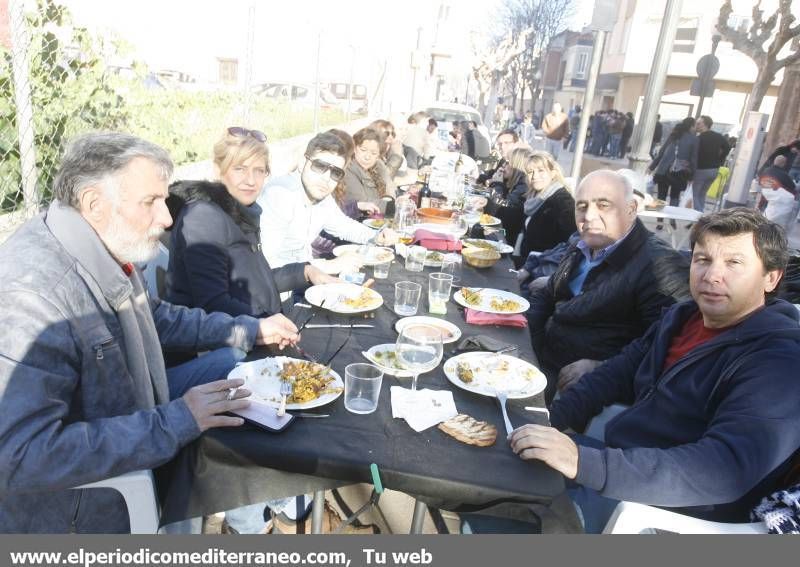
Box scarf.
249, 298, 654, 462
524, 182, 564, 217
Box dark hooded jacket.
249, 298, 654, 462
551, 300, 800, 522
165, 181, 307, 318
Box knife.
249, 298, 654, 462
292, 412, 330, 418
304, 324, 375, 328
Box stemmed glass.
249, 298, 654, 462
395, 324, 443, 392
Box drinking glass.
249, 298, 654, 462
428, 272, 453, 313
441, 253, 462, 284
448, 211, 470, 238
394, 281, 422, 316
405, 245, 427, 272
395, 324, 444, 391
373, 261, 391, 279
344, 363, 384, 414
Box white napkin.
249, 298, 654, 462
390, 386, 458, 432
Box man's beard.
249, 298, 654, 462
102, 210, 163, 264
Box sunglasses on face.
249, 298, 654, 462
384, 130, 396, 137
227, 126, 268, 143
305, 155, 345, 182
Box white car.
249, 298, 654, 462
423, 102, 492, 153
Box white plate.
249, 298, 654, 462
228, 356, 343, 410
361, 218, 388, 230
453, 287, 530, 315
462, 238, 514, 255
479, 214, 501, 227
424, 250, 445, 268
394, 316, 462, 344
363, 344, 414, 378
443, 352, 546, 399
332, 244, 394, 266
305, 283, 383, 314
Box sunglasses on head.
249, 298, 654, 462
305, 155, 345, 182
227, 127, 268, 143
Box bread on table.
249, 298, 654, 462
438, 414, 497, 447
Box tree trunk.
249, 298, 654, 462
746, 66, 775, 112
763, 61, 800, 158
484, 72, 500, 128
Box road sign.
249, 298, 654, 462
690, 78, 716, 97
696, 54, 720, 80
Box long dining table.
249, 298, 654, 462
156, 251, 576, 533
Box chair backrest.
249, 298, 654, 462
140, 243, 170, 299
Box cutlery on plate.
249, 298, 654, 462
304, 324, 375, 329
277, 380, 292, 417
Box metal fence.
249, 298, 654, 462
0, 0, 352, 241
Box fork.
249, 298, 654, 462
277, 379, 292, 417
495, 389, 514, 436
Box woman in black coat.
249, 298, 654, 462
485, 147, 531, 256
165, 127, 333, 318
518, 150, 576, 260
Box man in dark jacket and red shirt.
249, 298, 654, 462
511, 207, 800, 532
527, 170, 691, 403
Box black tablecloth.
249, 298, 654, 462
157, 256, 565, 525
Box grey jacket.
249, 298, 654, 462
0, 203, 259, 533
650, 131, 699, 177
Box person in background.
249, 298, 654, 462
527, 170, 690, 403
343, 127, 396, 216
401, 111, 433, 169
517, 111, 537, 149
259, 132, 397, 274
542, 102, 569, 160
650, 114, 663, 158
478, 128, 519, 185
369, 119, 405, 179
513, 207, 800, 532
568, 106, 582, 152
619, 112, 634, 159
0, 132, 299, 533
648, 117, 698, 208
517, 151, 576, 262
485, 147, 532, 262
692, 115, 730, 212
166, 127, 333, 320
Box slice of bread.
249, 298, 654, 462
438, 414, 497, 447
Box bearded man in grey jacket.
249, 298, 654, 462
0, 133, 300, 533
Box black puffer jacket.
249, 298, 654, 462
485, 178, 527, 249
528, 219, 691, 400
520, 187, 576, 258
165, 181, 307, 318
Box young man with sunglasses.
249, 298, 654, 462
258, 132, 397, 273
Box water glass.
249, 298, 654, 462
394, 281, 422, 316
344, 363, 384, 414
405, 245, 427, 272
374, 261, 391, 279
428, 272, 453, 313
395, 324, 444, 391
441, 253, 462, 284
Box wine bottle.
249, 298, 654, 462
419, 173, 432, 209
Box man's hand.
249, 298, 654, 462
557, 358, 603, 392
304, 264, 339, 285
508, 424, 579, 479
256, 313, 299, 349
357, 201, 381, 214
182, 378, 251, 432
375, 228, 398, 245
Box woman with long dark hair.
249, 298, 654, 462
343, 127, 396, 216
648, 117, 698, 207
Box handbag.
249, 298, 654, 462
668, 145, 692, 181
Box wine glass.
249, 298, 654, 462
448, 211, 470, 238
395, 324, 443, 392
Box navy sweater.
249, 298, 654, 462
551, 300, 800, 522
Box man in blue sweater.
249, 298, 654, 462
510, 208, 800, 532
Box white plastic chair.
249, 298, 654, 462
602, 501, 767, 534
74, 469, 160, 533
140, 242, 170, 299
